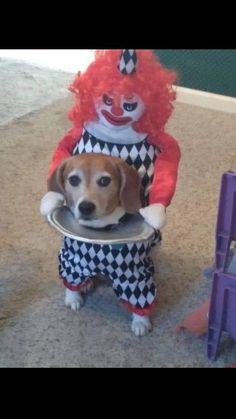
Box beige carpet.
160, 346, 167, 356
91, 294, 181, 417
1, 98, 236, 368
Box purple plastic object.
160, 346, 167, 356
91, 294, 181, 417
207, 171, 236, 360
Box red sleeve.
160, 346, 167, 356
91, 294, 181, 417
48, 126, 83, 179
149, 132, 181, 207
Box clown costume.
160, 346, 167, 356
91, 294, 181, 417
41, 50, 181, 336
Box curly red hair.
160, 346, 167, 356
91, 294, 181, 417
68, 50, 177, 142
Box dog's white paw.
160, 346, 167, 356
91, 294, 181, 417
131, 314, 153, 337
65, 289, 83, 311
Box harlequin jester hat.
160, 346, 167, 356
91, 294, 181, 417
118, 49, 138, 75
68, 49, 177, 138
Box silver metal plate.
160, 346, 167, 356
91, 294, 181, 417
47, 207, 155, 245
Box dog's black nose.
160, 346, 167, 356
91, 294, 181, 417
79, 201, 96, 216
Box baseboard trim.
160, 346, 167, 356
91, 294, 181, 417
175, 86, 236, 114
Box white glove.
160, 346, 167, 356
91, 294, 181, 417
40, 191, 64, 217
139, 203, 167, 230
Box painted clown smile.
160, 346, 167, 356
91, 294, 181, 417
101, 110, 132, 126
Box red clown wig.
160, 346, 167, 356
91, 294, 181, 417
68, 50, 177, 143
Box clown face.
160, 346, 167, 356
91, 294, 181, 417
95, 94, 145, 130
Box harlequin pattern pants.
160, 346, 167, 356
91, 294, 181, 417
59, 231, 161, 315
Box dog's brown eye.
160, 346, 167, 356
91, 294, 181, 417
103, 94, 113, 106
68, 175, 81, 187
97, 176, 111, 187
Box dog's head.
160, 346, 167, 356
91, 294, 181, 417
48, 153, 141, 222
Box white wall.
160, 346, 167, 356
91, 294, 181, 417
0, 49, 95, 73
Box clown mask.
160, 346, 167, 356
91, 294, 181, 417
95, 94, 145, 130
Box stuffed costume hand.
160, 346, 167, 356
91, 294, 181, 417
139, 203, 166, 230
40, 191, 64, 217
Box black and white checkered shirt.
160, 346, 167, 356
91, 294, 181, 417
73, 128, 159, 201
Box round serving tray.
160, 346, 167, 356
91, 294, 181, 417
47, 207, 155, 245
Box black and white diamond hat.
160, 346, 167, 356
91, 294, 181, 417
118, 49, 138, 75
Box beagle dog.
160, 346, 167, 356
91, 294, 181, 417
40, 154, 156, 337
40, 153, 141, 227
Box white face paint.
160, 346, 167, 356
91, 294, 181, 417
95, 94, 145, 130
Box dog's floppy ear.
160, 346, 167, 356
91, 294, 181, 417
117, 160, 142, 214
47, 160, 67, 194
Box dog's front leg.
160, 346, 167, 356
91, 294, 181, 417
131, 314, 153, 337
65, 289, 84, 311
